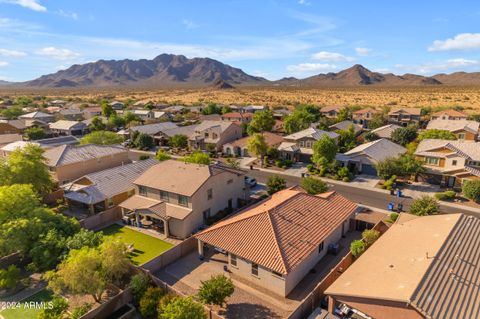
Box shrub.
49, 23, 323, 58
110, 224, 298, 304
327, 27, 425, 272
284, 159, 293, 168
128, 273, 152, 304
336, 167, 352, 181
157, 293, 177, 316
462, 180, 480, 202
306, 164, 315, 172
155, 150, 171, 162
350, 240, 366, 258
160, 297, 206, 319
266, 175, 287, 195
409, 196, 440, 216
70, 303, 93, 319
274, 159, 283, 167
434, 190, 456, 201
386, 212, 399, 223
139, 155, 150, 160
300, 176, 328, 195
38, 296, 68, 319
0, 265, 20, 289
139, 286, 165, 317
198, 274, 235, 307
362, 229, 380, 247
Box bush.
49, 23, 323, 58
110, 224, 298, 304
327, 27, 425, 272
266, 175, 287, 195
284, 159, 293, 168
128, 273, 152, 304
38, 296, 68, 319
336, 167, 352, 181
139, 155, 150, 160
300, 176, 328, 195
157, 293, 177, 317
155, 150, 171, 161
198, 274, 235, 307
160, 297, 206, 319
362, 229, 380, 247
0, 265, 20, 289
350, 240, 366, 258
410, 196, 440, 216
386, 212, 399, 223
306, 164, 315, 172
139, 286, 165, 317
70, 303, 93, 319
434, 190, 456, 201
462, 180, 480, 202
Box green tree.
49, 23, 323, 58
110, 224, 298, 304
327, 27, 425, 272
123, 111, 141, 126
202, 103, 221, 115
100, 239, 131, 285
157, 294, 177, 317
101, 100, 115, 117
350, 240, 366, 258
409, 196, 439, 216
300, 176, 328, 195
88, 116, 106, 131
139, 286, 165, 318
462, 180, 480, 202
418, 129, 457, 141
0, 265, 20, 289
182, 151, 211, 165
65, 228, 103, 251
220, 105, 232, 114
1, 106, 23, 119
375, 157, 401, 180
391, 126, 418, 146
169, 134, 189, 149
363, 131, 380, 142
247, 133, 268, 166
155, 150, 171, 161
134, 133, 155, 150
80, 131, 123, 145
107, 114, 126, 129
367, 113, 387, 129
266, 175, 286, 195
0, 144, 54, 195
38, 296, 68, 319
128, 273, 152, 304
198, 274, 234, 307
283, 110, 316, 134
160, 297, 206, 319
362, 229, 380, 247
375, 155, 424, 180
311, 135, 338, 170
24, 127, 46, 140
247, 110, 275, 135
336, 108, 352, 122
336, 124, 357, 152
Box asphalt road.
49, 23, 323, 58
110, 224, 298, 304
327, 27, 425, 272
245, 169, 479, 216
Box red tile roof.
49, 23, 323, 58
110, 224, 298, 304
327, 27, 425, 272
195, 189, 357, 274
432, 109, 468, 117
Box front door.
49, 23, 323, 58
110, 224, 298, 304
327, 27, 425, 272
447, 176, 456, 188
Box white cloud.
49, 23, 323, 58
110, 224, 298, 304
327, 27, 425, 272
311, 51, 354, 62
355, 47, 372, 56
182, 19, 198, 30
0, 48, 26, 57
0, 0, 46, 12
298, 0, 310, 5
0, 61, 8, 67
57, 9, 78, 20
35, 47, 80, 60
428, 33, 480, 51
395, 58, 480, 74
286, 63, 337, 73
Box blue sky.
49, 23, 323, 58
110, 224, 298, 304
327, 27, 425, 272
0, 0, 480, 81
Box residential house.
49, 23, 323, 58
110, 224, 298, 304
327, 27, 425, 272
82, 107, 102, 119
0, 119, 48, 134
63, 159, 157, 216
220, 112, 253, 124
336, 138, 406, 176
36, 136, 80, 148
59, 108, 84, 121
49, 120, 87, 136
278, 127, 339, 163
352, 108, 378, 127
48, 99, 66, 106
129, 122, 178, 145
189, 120, 242, 151
109, 101, 125, 110
119, 160, 246, 239
223, 132, 283, 157
44, 144, 130, 184
426, 119, 479, 140
195, 189, 358, 297
329, 120, 363, 135
154, 125, 198, 146
19, 111, 55, 123
431, 109, 468, 121
325, 213, 480, 319
320, 105, 345, 118
414, 139, 480, 187
241, 105, 265, 113
164, 105, 186, 114
0, 133, 22, 148
388, 108, 421, 126
0, 141, 36, 157
272, 108, 292, 120
370, 124, 401, 139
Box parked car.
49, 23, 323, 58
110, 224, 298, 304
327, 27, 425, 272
245, 176, 257, 187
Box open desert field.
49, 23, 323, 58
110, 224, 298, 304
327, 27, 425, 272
2, 86, 480, 110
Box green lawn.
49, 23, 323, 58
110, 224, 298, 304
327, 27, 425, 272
0, 289, 54, 319
100, 224, 174, 265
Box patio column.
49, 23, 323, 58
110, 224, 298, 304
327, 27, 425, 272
164, 219, 170, 237
135, 211, 140, 226
88, 204, 95, 215
198, 240, 204, 257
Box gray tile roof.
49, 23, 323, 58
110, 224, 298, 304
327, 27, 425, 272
415, 139, 480, 161
284, 127, 339, 141
49, 120, 87, 130
342, 138, 406, 162
64, 159, 157, 204
426, 119, 480, 134
329, 120, 363, 133
161, 125, 198, 137
44, 144, 127, 166
130, 122, 178, 135
36, 136, 79, 147
371, 124, 402, 138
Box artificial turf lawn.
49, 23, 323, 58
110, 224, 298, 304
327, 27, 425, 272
100, 224, 174, 265
0, 289, 54, 319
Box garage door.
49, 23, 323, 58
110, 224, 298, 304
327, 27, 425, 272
361, 164, 377, 176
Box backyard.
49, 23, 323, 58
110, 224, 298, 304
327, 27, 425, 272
0, 289, 54, 319
100, 224, 174, 265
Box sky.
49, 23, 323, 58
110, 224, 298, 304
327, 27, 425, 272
0, 0, 480, 81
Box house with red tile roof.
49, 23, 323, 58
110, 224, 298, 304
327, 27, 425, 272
195, 188, 358, 296
221, 112, 253, 124
431, 109, 468, 121
352, 107, 379, 127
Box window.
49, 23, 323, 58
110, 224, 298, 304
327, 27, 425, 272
318, 241, 324, 253
230, 254, 237, 267
207, 188, 213, 200
139, 186, 147, 196
251, 263, 259, 276
425, 157, 440, 166
107, 198, 114, 207
452, 160, 457, 166
299, 141, 304, 147
178, 195, 188, 206
458, 133, 466, 140
160, 191, 169, 202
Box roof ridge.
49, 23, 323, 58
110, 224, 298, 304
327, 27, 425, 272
265, 206, 289, 274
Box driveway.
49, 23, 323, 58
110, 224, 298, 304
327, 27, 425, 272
351, 174, 381, 188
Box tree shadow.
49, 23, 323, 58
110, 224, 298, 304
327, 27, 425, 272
224, 303, 282, 319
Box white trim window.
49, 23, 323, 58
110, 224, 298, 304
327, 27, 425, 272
425, 157, 440, 166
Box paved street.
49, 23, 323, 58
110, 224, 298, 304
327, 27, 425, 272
244, 169, 480, 217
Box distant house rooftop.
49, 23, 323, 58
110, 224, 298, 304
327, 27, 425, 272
426, 119, 479, 134
129, 122, 178, 135
44, 144, 127, 167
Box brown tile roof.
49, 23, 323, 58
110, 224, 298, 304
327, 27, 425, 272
195, 189, 357, 275
432, 109, 468, 117
227, 132, 284, 148
353, 107, 377, 115
221, 112, 253, 119
134, 160, 244, 196
388, 107, 421, 115
119, 194, 161, 210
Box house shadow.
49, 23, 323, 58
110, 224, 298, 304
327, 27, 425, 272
224, 303, 282, 319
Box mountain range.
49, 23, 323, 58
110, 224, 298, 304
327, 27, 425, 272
1, 54, 480, 88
